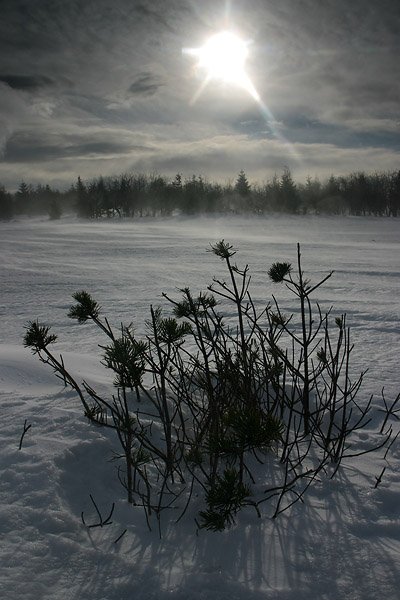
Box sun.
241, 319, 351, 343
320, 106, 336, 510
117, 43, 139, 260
184, 31, 260, 102
196, 31, 248, 84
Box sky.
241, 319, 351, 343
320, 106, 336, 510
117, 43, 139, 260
0, 0, 399, 191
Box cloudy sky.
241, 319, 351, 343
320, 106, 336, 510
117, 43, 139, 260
1, 0, 399, 190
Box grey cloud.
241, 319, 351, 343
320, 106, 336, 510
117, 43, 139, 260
0, 83, 29, 154
0, 1, 177, 93
227, 107, 400, 152
131, 134, 400, 183
1, 132, 399, 190
0, 74, 54, 90
134, 3, 176, 33
248, 0, 400, 124
129, 73, 164, 96
4, 131, 152, 163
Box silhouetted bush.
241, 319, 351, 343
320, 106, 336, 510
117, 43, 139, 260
24, 243, 393, 533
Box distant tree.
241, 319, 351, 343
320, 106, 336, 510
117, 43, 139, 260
262, 173, 281, 212
36, 184, 61, 216
248, 184, 266, 214
204, 181, 223, 212
11, 167, 400, 220
173, 173, 182, 189
132, 173, 147, 217
234, 170, 251, 197
300, 176, 322, 213
318, 175, 347, 214
94, 176, 109, 217
161, 173, 181, 213
75, 176, 104, 218
111, 173, 132, 217
388, 170, 400, 217
344, 172, 368, 215
75, 176, 92, 218
182, 175, 205, 214
279, 167, 300, 213
15, 181, 33, 215
148, 174, 169, 216
364, 172, 386, 216
0, 185, 14, 220
48, 197, 62, 220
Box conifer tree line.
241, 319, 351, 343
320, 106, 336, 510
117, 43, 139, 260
1, 167, 400, 220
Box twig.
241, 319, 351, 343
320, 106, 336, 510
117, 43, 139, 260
81, 494, 115, 528
18, 419, 32, 450
384, 430, 399, 460
374, 466, 386, 489
380, 390, 400, 434
114, 529, 127, 544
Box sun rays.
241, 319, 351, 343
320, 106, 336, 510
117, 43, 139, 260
183, 28, 301, 166
184, 31, 260, 103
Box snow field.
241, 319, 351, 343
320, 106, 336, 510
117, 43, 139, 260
0, 214, 399, 599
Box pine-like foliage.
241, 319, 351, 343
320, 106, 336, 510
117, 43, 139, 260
268, 262, 292, 283
199, 469, 252, 531
23, 321, 57, 352
25, 241, 392, 533
68, 291, 101, 322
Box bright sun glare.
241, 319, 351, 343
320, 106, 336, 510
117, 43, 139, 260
185, 31, 260, 103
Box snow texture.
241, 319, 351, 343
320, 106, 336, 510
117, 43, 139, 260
0, 214, 399, 599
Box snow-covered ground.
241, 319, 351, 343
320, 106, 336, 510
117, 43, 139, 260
1, 214, 399, 599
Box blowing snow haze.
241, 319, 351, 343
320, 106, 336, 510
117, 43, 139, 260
0, 0, 400, 189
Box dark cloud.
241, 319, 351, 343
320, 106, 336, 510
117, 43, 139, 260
4, 131, 152, 163
0, 74, 54, 90
128, 73, 164, 96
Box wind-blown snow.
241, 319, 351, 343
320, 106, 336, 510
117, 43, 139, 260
0, 214, 399, 599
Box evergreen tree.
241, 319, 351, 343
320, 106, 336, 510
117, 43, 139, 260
263, 173, 281, 211
234, 170, 251, 197
173, 173, 182, 189
204, 181, 223, 212
148, 174, 168, 216
182, 175, 204, 214
75, 176, 94, 218
364, 173, 385, 216
279, 167, 300, 213
317, 175, 346, 214
132, 173, 147, 217
15, 181, 33, 215
301, 176, 322, 213
0, 185, 14, 220
344, 172, 367, 215
114, 173, 133, 217
48, 197, 62, 220
388, 170, 400, 217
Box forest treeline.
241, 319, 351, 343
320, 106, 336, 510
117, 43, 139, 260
1, 167, 400, 220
